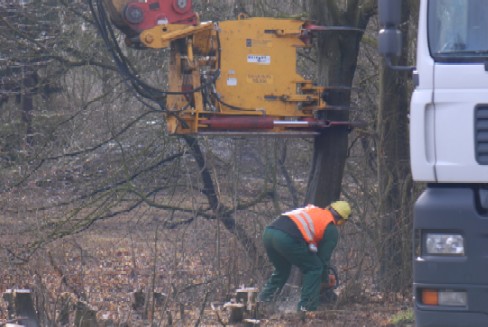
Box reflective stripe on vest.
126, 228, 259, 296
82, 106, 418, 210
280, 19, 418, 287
284, 205, 335, 245
284, 208, 315, 242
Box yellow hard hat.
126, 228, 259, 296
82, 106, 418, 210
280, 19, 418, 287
330, 201, 351, 220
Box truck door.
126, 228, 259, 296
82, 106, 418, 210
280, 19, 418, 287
429, 0, 488, 182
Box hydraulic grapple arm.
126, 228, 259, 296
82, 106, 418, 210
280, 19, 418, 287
102, 0, 198, 38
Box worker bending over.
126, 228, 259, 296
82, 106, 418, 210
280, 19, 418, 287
258, 201, 351, 311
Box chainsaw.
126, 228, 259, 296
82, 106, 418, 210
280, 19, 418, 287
320, 265, 339, 304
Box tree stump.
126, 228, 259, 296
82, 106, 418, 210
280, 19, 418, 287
236, 287, 258, 311
3, 289, 39, 327
74, 301, 98, 327
153, 291, 166, 306
98, 318, 115, 327
223, 302, 245, 323
131, 290, 145, 312
57, 292, 75, 326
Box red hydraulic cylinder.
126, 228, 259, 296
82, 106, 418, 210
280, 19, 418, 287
198, 116, 359, 131
199, 116, 275, 130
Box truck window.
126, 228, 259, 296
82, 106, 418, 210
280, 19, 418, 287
428, 0, 488, 61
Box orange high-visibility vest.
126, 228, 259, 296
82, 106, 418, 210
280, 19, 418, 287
283, 205, 335, 246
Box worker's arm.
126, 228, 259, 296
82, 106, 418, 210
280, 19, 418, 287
317, 224, 339, 280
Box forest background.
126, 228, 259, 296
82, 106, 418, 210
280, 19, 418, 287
0, 0, 420, 326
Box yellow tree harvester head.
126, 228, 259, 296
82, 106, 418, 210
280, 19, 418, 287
160, 17, 329, 135
98, 0, 364, 136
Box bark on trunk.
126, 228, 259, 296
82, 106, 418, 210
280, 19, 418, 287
285, 0, 375, 297
377, 0, 418, 292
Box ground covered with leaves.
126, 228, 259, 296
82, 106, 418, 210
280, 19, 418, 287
0, 213, 414, 326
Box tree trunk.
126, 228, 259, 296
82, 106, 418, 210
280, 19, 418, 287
284, 0, 375, 295
20, 66, 36, 147
376, 0, 418, 292
305, 1, 373, 206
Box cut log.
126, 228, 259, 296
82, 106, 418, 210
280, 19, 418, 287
243, 319, 260, 326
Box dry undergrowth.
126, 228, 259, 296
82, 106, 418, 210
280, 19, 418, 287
0, 213, 410, 326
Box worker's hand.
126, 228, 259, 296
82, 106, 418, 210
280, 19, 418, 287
327, 273, 336, 288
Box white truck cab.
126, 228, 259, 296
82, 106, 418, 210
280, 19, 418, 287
379, 1, 488, 326
412, 0, 488, 182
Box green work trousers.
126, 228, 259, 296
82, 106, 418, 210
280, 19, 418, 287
259, 227, 323, 310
